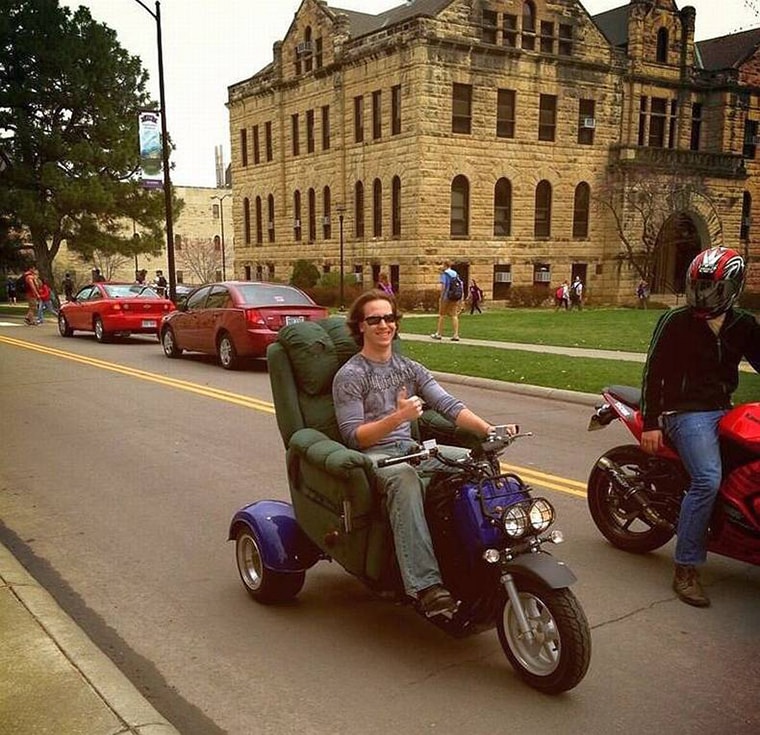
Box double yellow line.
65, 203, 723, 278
0, 334, 275, 413
0, 334, 587, 496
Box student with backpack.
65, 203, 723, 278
569, 277, 584, 311
20, 264, 41, 326
431, 261, 463, 341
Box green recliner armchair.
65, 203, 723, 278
268, 316, 481, 589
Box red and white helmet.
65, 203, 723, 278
685, 247, 746, 319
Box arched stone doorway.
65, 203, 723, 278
652, 213, 702, 294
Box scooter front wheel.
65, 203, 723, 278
235, 528, 305, 604
497, 578, 590, 694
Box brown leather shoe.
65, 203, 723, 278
673, 564, 710, 607
418, 584, 458, 616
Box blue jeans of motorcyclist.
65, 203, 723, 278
367, 442, 469, 598
663, 410, 726, 566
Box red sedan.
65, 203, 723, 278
58, 283, 175, 342
159, 281, 328, 369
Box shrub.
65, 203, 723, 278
290, 259, 320, 290
505, 285, 553, 308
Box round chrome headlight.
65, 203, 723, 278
503, 503, 529, 538
529, 498, 555, 533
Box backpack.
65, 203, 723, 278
16, 274, 27, 295
447, 273, 463, 301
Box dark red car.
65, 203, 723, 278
58, 282, 175, 342
159, 281, 329, 369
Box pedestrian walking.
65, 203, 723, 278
430, 261, 464, 341
22, 264, 41, 326
569, 277, 584, 311
62, 272, 75, 302
554, 281, 569, 311
92, 267, 105, 282
6, 275, 17, 304
377, 272, 394, 295
36, 279, 59, 322
637, 280, 649, 309
468, 280, 484, 314
154, 270, 168, 297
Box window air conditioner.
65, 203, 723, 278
296, 41, 312, 54
494, 272, 512, 283
293, 219, 301, 228
268, 221, 275, 229
752, 136, 760, 145
534, 271, 552, 283
323, 216, 330, 226
582, 117, 596, 129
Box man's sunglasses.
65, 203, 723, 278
363, 313, 398, 326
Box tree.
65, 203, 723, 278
594, 168, 711, 287
177, 237, 221, 284
0, 0, 176, 284
291, 259, 320, 289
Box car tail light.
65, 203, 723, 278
245, 308, 266, 327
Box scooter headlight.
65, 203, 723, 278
528, 498, 555, 533
502, 503, 530, 538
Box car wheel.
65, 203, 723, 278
58, 313, 73, 337
94, 317, 110, 343
218, 332, 240, 370
161, 327, 182, 358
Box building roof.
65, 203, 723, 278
591, 4, 629, 48
696, 27, 760, 70
329, 0, 455, 38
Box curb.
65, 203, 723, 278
0, 544, 181, 735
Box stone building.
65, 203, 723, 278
226, 0, 760, 302
54, 185, 234, 289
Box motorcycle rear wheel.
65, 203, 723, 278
497, 578, 590, 694
235, 528, 305, 604
587, 444, 679, 553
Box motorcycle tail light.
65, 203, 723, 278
529, 498, 555, 533
502, 503, 529, 538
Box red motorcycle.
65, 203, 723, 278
586, 385, 760, 565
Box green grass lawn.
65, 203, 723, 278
398, 307, 663, 352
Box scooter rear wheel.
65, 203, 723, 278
235, 528, 305, 604
587, 445, 679, 553
497, 578, 590, 694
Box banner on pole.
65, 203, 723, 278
138, 111, 163, 189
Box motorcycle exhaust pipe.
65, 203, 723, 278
596, 457, 673, 531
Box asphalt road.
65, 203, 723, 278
1, 322, 758, 735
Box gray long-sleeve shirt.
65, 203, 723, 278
332, 352, 465, 451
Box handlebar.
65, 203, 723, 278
375, 428, 532, 470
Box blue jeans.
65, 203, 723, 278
367, 442, 469, 597
663, 410, 726, 566
37, 299, 58, 321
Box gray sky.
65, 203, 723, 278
65, 1, 760, 187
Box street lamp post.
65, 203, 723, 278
212, 194, 231, 281
337, 205, 346, 310
133, 0, 176, 302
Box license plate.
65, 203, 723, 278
142, 320, 157, 328
285, 316, 305, 325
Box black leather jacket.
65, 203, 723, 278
641, 307, 760, 431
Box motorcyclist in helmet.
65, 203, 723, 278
640, 247, 760, 607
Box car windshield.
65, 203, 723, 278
103, 284, 160, 299
235, 284, 313, 306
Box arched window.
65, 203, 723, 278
450, 175, 470, 237
391, 176, 401, 238
293, 190, 302, 241
534, 180, 552, 238
572, 182, 590, 238
373, 178, 382, 237
522, 1, 536, 51
741, 191, 752, 240
494, 178, 512, 236
308, 188, 316, 242
323, 186, 332, 239
304, 26, 313, 72
243, 197, 251, 244
213, 235, 221, 252
267, 194, 275, 242
255, 196, 263, 244
656, 27, 668, 63
354, 181, 364, 238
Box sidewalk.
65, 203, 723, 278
0, 543, 180, 735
